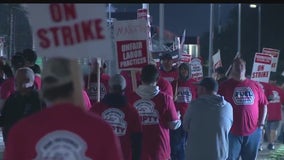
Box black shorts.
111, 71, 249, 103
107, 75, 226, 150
266, 121, 281, 130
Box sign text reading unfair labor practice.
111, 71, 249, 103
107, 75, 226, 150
27, 4, 112, 59
113, 19, 149, 70
116, 40, 147, 69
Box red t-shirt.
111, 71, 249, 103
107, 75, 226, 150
92, 102, 142, 160
128, 92, 179, 160
158, 76, 174, 98
159, 68, 178, 83
4, 103, 123, 160
258, 82, 273, 99
266, 84, 284, 121
171, 78, 198, 117
218, 78, 268, 136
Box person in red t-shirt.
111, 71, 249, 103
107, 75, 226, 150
218, 58, 268, 160
91, 74, 142, 160
122, 69, 174, 98
4, 57, 123, 160
258, 81, 273, 151
170, 62, 198, 160
128, 64, 181, 160
264, 75, 284, 150
83, 58, 110, 105
159, 53, 178, 83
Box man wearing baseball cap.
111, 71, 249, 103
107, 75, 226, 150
159, 52, 178, 83
183, 77, 233, 160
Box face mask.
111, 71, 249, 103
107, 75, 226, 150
23, 82, 34, 88
14, 81, 33, 90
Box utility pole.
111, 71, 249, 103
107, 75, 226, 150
238, 4, 241, 56
208, 4, 214, 76
159, 4, 164, 48
9, 7, 14, 60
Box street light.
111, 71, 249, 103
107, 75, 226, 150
250, 4, 261, 53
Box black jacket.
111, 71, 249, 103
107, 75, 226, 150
0, 89, 46, 144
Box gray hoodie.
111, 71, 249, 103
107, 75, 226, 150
136, 84, 181, 130
183, 94, 233, 160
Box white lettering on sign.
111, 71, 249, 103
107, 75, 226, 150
119, 57, 147, 67
122, 42, 142, 52
123, 50, 142, 60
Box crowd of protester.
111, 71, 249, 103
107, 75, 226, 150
0, 48, 283, 160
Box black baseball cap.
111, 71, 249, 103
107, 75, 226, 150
160, 53, 173, 60
195, 77, 219, 92
215, 66, 225, 74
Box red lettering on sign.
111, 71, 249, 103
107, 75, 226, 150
37, 19, 104, 49
49, 4, 77, 22
257, 65, 264, 71
62, 26, 74, 45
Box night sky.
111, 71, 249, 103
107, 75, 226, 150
112, 3, 236, 36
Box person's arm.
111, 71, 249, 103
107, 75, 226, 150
183, 104, 191, 132
131, 132, 142, 160
168, 119, 181, 130
258, 104, 267, 129
166, 95, 181, 130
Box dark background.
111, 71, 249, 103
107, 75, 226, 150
1, 3, 284, 76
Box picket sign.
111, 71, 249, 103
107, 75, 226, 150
262, 48, 280, 72
113, 19, 149, 70
180, 53, 192, 63
27, 4, 113, 60
191, 57, 203, 82
27, 4, 112, 105
250, 53, 273, 83
113, 17, 150, 93
212, 49, 222, 70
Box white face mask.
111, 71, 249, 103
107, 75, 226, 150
23, 82, 34, 88
14, 82, 34, 91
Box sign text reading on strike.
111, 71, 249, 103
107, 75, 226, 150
251, 71, 269, 78
37, 19, 104, 49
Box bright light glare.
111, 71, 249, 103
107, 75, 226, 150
250, 4, 257, 8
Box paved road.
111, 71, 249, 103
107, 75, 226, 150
257, 142, 284, 160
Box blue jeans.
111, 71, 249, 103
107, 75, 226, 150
227, 128, 262, 160
170, 123, 187, 160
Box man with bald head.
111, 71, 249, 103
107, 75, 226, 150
0, 67, 45, 144
218, 57, 268, 160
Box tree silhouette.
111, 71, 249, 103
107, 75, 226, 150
200, 4, 284, 76
0, 4, 32, 58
